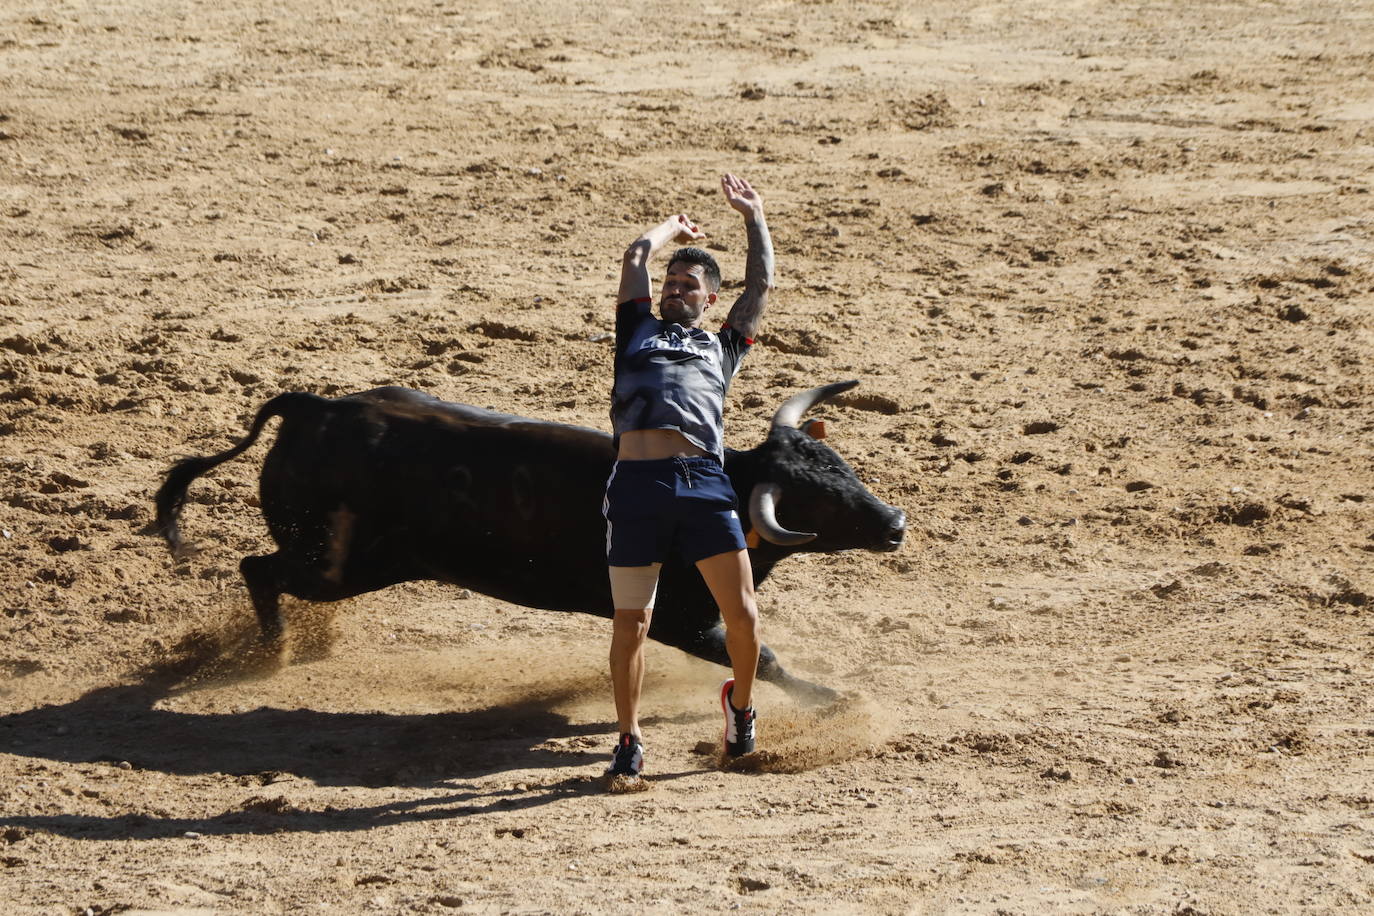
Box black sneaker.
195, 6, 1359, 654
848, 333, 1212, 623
606, 733, 644, 777
720, 679, 756, 757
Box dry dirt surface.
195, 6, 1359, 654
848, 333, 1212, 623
2, 0, 1373, 913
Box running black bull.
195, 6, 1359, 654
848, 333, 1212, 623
154, 381, 906, 702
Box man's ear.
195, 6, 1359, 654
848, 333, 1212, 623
707, 292, 718, 306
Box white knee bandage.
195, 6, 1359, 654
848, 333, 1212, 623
609, 563, 662, 610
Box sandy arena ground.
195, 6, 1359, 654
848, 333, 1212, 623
2, 0, 1373, 912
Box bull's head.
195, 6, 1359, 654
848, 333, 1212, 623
744, 381, 906, 553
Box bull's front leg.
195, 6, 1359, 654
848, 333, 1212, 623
652, 622, 838, 706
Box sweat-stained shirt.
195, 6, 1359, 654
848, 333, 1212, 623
610, 297, 752, 464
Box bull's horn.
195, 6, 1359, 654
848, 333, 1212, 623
771, 380, 859, 431
748, 482, 817, 547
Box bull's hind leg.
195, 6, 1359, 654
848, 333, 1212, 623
241, 540, 390, 642
240, 553, 287, 641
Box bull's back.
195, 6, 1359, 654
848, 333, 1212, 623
259, 388, 616, 612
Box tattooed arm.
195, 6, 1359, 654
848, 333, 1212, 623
721, 173, 773, 340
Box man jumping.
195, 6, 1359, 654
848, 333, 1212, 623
603, 173, 773, 781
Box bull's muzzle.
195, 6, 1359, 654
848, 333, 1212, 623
880, 508, 906, 551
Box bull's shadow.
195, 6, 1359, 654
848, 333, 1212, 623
0, 777, 612, 842
0, 676, 709, 840
0, 679, 609, 789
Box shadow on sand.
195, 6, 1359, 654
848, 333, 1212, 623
0, 633, 700, 840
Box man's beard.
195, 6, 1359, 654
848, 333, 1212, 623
660, 299, 698, 325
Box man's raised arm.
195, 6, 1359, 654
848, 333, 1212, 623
721, 173, 773, 341
618, 214, 705, 304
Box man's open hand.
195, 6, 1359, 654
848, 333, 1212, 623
668, 214, 705, 244
722, 173, 763, 220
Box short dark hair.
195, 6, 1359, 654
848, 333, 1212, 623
667, 247, 721, 293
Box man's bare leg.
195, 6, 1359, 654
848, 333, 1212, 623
695, 549, 761, 710
610, 605, 653, 737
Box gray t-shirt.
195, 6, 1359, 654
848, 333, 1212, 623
611, 298, 752, 463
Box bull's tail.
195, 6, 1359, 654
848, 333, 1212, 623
154, 392, 328, 555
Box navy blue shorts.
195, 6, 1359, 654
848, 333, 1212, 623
604, 456, 747, 566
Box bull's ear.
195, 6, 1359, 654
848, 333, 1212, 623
802, 419, 827, 440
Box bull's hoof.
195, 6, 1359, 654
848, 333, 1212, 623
236, 634, 288, 675
781, 676, 840, 707
256, 623, 285, 643
253, 632, 287, 656
759, 656, 839, 705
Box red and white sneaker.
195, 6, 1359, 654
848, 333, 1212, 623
720, 679, 756, 757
